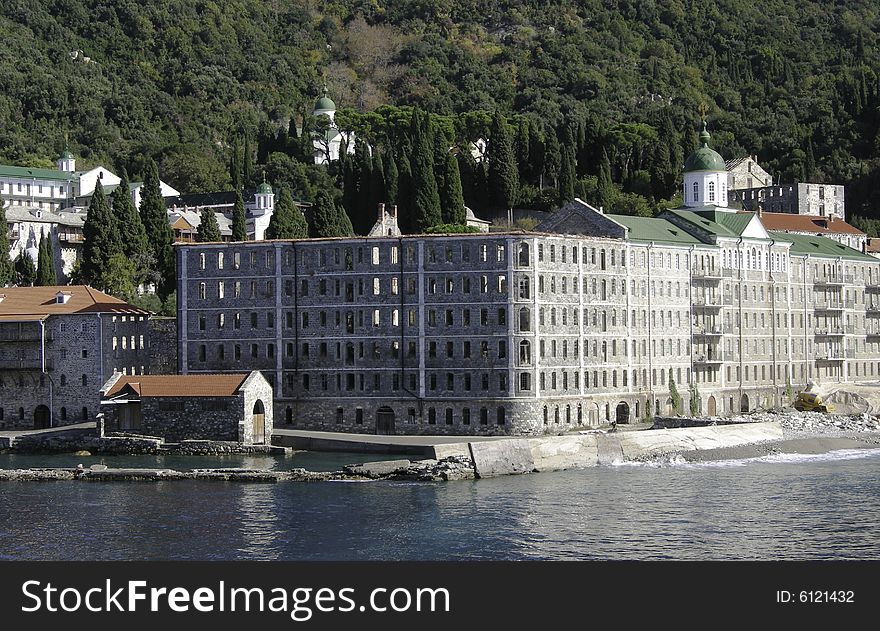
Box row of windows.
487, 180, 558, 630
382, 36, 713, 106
288, 405, 507, 427
0, 406, 88, 422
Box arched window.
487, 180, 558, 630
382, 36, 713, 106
708, 181, 716, 202
519, 340, 531, 365
518, 276, 530, 299
518, 243, 530, 267
519, 307, 531, 332
693, 181, 699, 202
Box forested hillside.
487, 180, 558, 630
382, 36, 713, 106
2, 0, 879, 227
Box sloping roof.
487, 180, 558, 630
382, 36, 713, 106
666, 208, 754, 238
769, 231, 876, 262
750, 212, 864, 236
866, 238, 880, 253
0, 286, 149, 318
169, 209, 233, 236
105, 374, 249, 398
535, 198, 627, 239
607, 214, 704, 245
0, 164, 72, 181
725, 157, 748, 170
4, 206, 85, 228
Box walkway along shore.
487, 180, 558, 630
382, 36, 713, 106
0, 421, 794, 482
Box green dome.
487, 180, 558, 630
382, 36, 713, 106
684, 121, 725, 172
257, 180, 273, 194
60, 149, 73, 160
314, 95, 336, 112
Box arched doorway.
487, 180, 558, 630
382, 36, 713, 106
33, 405, 50, 430
740, 394, 749, 413
707, 396, 717, 416
376, 407, 395, 435
615, 402, 630, 425
252, 400, 266, 444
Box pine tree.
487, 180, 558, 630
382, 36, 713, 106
440, 151, 466, 225
384, 151, 399, 206
312, 190, 340, 237
81, 182, 122, 290
669, 374, 682, 415
597, 147, 616, 210
35, 231, 56, 286
409, 108, 443, 231
15, 253, 36, 286
0, 195, 13, 286
266, 187, 308, 239
140, 158, 175, 297
197, 207, 222, 242
231, 191, 247, 241
488, 110, 519, 211
112, 168, 149, 259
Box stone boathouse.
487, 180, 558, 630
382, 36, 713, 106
99, 372, 273, 444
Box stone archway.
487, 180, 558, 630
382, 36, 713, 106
707, 395, 717, 416
376, 407, 395, 435
740, 394, 749, 413
252, 400, 266, 444
33, 405, 50, 430
615, 401, 630, 425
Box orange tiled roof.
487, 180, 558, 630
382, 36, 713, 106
866, 239, 880, 253
105, 373, 250, 398
0, 286, 150, 318
747, 212, 865, 236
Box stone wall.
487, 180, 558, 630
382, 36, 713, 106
138, 396, 246, 443
148, 317, 177, 375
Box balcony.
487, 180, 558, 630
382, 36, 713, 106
815, 352, 844, 362
814, 302, 844, 313
692, 268, 723, 281
692, 296, 723, 309
694, 354, 723, 366
814, 329, 845, 338
693, 327, 723, 337
58, 232, 84, 243
813, 276, 845, 287
0, 359, 52, 371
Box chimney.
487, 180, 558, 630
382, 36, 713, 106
598, 205, 604, 214
391, 204, 398, 219
378, 202, 385, 221
756, 205, 762, 218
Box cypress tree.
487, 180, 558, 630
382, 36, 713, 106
543, 126, 561, 189
440, 151, 466, 225
341, 153, 358, 227
597, 147, 615, 211
266, 187, 308, 239
35, 231, 56, 286
336, 201, 355, 237
312, 190, 340, 237
197, 207, 222, 242
409, 108, 443, 232
371, 151, 386, 210
230, 135, 242, 191
15, 253, 36, 286
243, 133, 253, 185
0, 195, 13, 286
558, 142, 577, 206
112, 168, 149, 259
515, 117, 531, 182
384, 151, 399, 206
140, 158, 175, 297
354, 140, 373, 234
396, 149, 414, 233
488, 110, 519, 211
231, 191, 247, 241
81, 182, 122, 290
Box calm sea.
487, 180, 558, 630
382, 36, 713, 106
1, 449, 879, 560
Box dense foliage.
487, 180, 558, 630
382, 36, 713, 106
2, 1, 879, 223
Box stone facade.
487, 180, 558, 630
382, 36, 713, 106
148, 317, 178, 374
732, 183, 845, 220
0, 288, 151, 430
175, 207, 880, 436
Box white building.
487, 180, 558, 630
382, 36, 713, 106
311, 90, 355, 165
4, 206, 84, 281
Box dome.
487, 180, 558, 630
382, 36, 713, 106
257, 180, 273, 195
314, 94, 336, 113
60, 149, 73, 160
684, 121, 725, 172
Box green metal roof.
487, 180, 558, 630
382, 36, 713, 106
0, 164, 72, 181
314, 95, 336, 112
769, 231, 877, 262
607, 214, 704, 245
684, 121, 725, 172
667, 208, 754, 238
257, 180, 273, 194
60, 149, 73, 160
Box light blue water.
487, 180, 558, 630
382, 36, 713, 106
1, 448, 879, 560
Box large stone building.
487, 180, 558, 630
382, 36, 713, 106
0, 286, 151, 430
4, 206, 84, 281
174, 121, 880, 436
731, 182, 845, 220
100, 371, 273, 444
753, 211, 866, 253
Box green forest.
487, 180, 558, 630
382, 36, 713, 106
2, 0, 879, 232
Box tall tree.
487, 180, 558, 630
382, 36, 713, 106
440, 151, 466, 225
266, 187, 308, 239
543, 128, 561, 189
558, 143, 577, 206
515, 117, 531, 182
312, 190, 341, 237
597, 147, 616, 211
231, 191, 247, 241
396, 149, 414, 232
35, 231, 56, 286
371, 151, 386, 210
0, 195, 13, 286
409, 108, 442, 231
140, 158, 175, 297
354, 140, 373, 234
111, 168, 149, 259
81, 182, 121, 290
196, 208, 222, 242
384, 151, 399, 206
14, 253, 36, 287
243, 132, 253, 185
488, 110, 519, 211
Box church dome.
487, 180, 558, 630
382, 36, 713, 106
60, 149, 74, 160
314, 92, 336, 113
257, 180, 273, 194
684, 121, 725, 172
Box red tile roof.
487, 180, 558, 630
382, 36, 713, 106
105, 374, 250, 398
0, 285, 149, 319
747, 212, 864, 236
